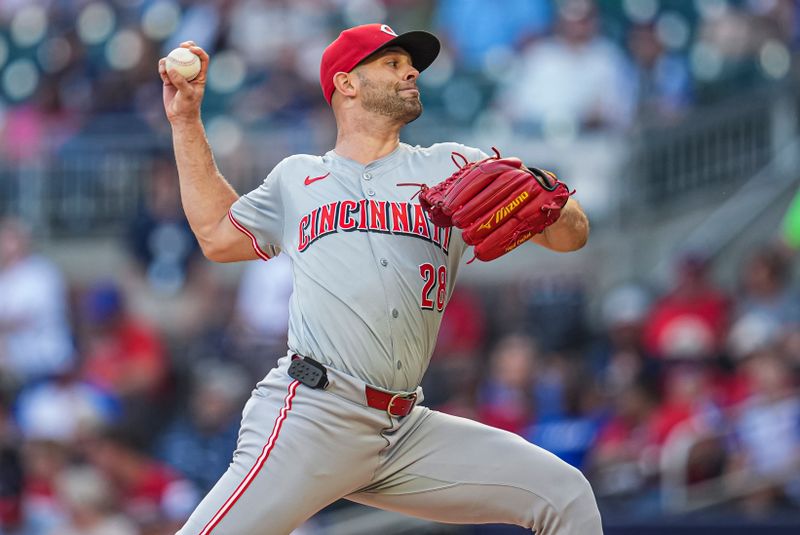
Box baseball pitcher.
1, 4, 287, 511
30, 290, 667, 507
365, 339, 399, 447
159, 23, 602, 535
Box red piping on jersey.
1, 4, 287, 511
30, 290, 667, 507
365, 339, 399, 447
227, 210, 272, 261
199, 380, 300, 534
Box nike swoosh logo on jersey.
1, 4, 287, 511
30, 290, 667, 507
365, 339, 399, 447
304, 172, 330, 186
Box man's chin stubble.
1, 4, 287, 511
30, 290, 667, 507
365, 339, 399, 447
396, 95, 422, 123
362, 97, 422, 123
403, 101, 422, 124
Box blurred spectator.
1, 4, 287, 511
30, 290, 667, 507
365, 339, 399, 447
20, 439, 71, 533
780, 323, 800, 371
156, 360, 248, 495
727, 311, 782, 363
626, 23, 692, 122
649, 363, 723, 447
483, 0, 635, 222
756, 0, 800, 48
525, 370, 605, 470
724, 312, 781, 405
729, 350, 800, 512
84, 425, 198, 535
226, 0, 331, 74
434, 0, 552, 71
49, 465, 137, 535
78, 281, 168, 408
590, 283, 654, 394
692, 1, 794, 102
694, 7, 760, 102
737, 245, 800, 328
591, 377, 660, 498
124, 157, 224, 340
166, 0, 223, 55
477, 334, 541, 434
226, 255, 293, 376
643, 253, 730, 361
0, 85, 80, 165
15, 373, 118, 445
495, 0, 636, 134
127, 156, 202, 297
0, 218, 74, 384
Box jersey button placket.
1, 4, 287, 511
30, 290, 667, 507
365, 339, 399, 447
363, 167, 398, 378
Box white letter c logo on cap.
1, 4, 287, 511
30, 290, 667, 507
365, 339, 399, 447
380, 25, 397, 37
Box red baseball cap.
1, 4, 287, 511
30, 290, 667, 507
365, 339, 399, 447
320, 23, 440, 105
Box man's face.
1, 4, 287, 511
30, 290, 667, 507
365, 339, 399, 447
354, 47, 422, 124
0, 221, 29, 267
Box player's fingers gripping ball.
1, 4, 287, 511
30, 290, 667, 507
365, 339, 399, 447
404, 149, 573, 262
166, 47, 201, 81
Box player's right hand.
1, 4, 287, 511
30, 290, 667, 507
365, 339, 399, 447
159, 41, 209, 125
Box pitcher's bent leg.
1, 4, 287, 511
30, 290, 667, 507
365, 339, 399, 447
177, 376, 379, 535
349, 408, 602, 535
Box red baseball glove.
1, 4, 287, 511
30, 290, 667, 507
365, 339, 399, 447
404, 149, 572, 262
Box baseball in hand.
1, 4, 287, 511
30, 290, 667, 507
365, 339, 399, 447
166, 47, 201, 81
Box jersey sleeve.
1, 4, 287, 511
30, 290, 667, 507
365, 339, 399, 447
229, 166, 284, 260
457, 143, 491, 162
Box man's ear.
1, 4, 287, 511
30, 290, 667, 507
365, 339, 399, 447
332, 71, 357, 99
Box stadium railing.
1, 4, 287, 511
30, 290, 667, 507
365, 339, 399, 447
626, 86, 793, 212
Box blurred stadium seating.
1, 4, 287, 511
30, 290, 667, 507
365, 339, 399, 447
1, 1, 799, 534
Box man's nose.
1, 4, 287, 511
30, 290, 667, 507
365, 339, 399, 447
404, 66, 419, 81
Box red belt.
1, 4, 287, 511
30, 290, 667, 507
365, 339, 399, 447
290, 355, 417, 417
365, 387, 418, 418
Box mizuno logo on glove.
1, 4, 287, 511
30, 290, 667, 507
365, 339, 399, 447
479, 191, 530, 231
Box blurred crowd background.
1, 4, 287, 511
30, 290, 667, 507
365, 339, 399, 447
1, 0, 800, 534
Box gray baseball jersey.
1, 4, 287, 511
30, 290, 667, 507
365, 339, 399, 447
178, 141, 603, 535
229, 142, 486, 392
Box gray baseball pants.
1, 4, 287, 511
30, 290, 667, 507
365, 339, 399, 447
176, 357, 603, 535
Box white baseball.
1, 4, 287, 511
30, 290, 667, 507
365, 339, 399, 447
166, 47, 201, 81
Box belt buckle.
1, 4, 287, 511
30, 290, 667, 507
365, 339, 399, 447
387, 392, 417, 418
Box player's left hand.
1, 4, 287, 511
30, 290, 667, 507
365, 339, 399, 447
411, 149, 573, 262
158, 41, 210, 125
